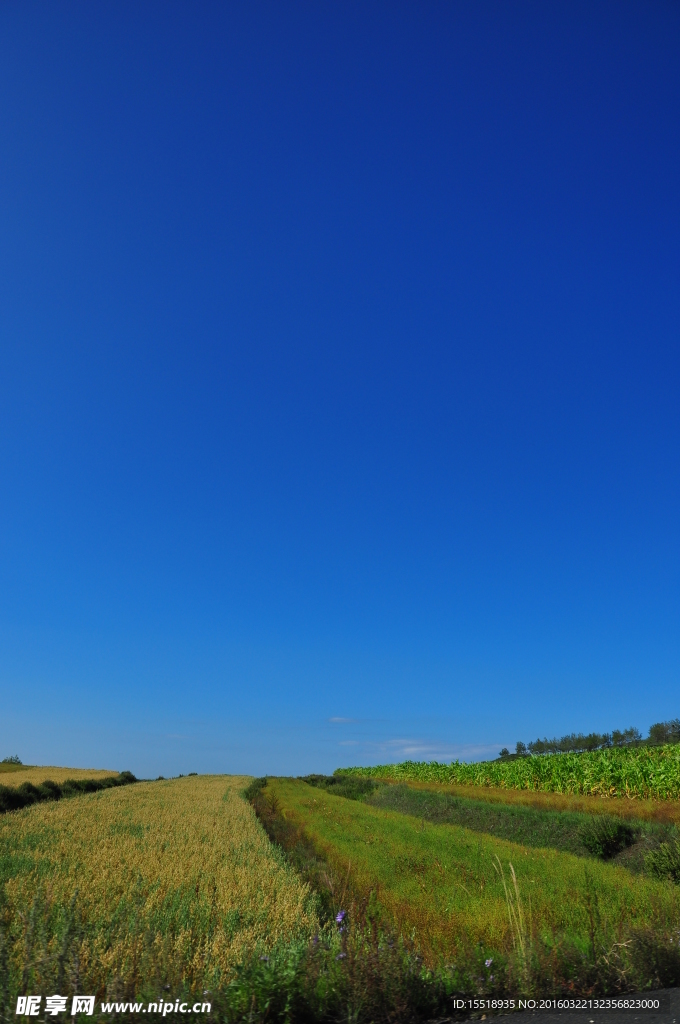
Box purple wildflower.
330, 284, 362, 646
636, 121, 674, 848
485, 958, 493, 967
336, 910, 346, 924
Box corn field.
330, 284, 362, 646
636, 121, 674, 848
0, 776, 317, 1010
337, 745, 680, 799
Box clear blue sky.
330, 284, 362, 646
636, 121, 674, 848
1, 2, 678, 778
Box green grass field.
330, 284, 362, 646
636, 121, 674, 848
267, 778, 679, 964
363, 777, 680, 826
366, 782, 677, 870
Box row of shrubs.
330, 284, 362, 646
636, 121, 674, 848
578, 815, 680, 881
501, 719, 680, 758
0, 771, 137, 814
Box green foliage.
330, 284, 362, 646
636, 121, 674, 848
243, 776, 268, 803
300, 774, 378, 801
612, 728, 643, 747
648, 719, 680, 747
578, 816, 635, 860
0, 772, 136, 814
0, 757, 21, 766
518, 720, 680, 756
526, 730, 638, 754
274, 779, 678, 949
219, 922, 680, 1019
646, 839, 680, 884
217, 918, 479, 1024
338, 744, 680, 798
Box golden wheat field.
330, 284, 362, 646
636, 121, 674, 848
1, 776, 318, 998
0, 766, 119, 787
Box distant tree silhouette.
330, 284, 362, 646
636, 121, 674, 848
512, 721, 678, 756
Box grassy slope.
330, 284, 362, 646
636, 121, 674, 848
0, 775, 317, 999
380, 779, 680, 825
0, 766, 118, 787
271, 778, 679, 964
369, 783, 602, 855
367, 783, 678, 872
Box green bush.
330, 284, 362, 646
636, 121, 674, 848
300, 773, 378, 801
0, 772, 137, 814
645, 839, 680, 884
579, 816, 635, 859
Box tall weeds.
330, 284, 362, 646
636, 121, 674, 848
493, 857, 531, 989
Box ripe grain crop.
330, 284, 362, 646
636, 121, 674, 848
269, 778, 679, 966
338, 745, 680, 799
0, 766, 118, 788
0, 775, 317, 1002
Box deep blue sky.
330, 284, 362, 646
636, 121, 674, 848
1, 2, 678, 777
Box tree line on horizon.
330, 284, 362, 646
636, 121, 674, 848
499, 718, 680, 759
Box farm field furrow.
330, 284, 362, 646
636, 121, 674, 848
270, 778, 679, 964
363, 782, 680, 876
0, 775, 317, 1000
373, 779, 680, 824
338, 746, 680, 799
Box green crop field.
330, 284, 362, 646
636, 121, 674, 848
337, 745, 680, 799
